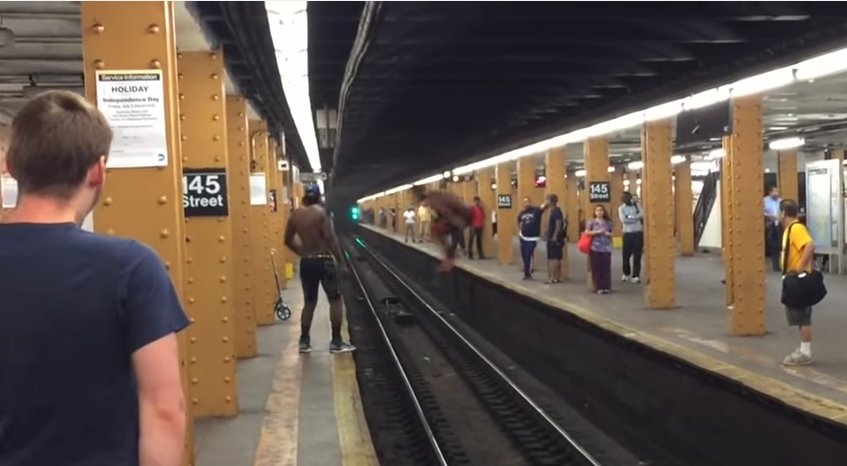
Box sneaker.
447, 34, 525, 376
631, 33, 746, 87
782, 350, 813, 366
330, 341, 357, 354
631, 277, 641, 284
299, 337, 312, 353
621, 275, 630, 282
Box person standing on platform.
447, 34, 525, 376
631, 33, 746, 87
764, 185, 783, 272
403, 204, 417, 243
491, 208, 498, 238
468, 196, 486, 259
586, 204, 614, 294
779, 199, 816, 366
517, 196, 550, 280
413, 187, 473, 272
284, 185, 356, 354
0, 91, 189, 466
618, 191, 644, 283
545, 194, 566, 283
417, 201, 431, 242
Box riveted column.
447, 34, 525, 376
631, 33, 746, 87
565, 170, 579, 242
641, 119, 676, 309
726, 95, 766, 336
248, 120, 274, 325
496, 162, 515, 265
675, 157, 695, 256
225, 95, 257, 358
721, 137, 734, 305
268, 138, 288, 286
80, 2, 194, 464
584, 137, 610, 291
517, 156, 536, 206
546, 147, 568, 277
609, 166, 624, 241
477, 168, 495, 258
176, 50, 238, 417
778, 149, 799, 203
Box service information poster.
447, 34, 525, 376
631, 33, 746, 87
95, 70, 169, 169
1, 174, 17, 208
250, 173, 268, 205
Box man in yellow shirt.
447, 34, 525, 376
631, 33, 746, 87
779, 199, 815, 366
417, 202, 432, 241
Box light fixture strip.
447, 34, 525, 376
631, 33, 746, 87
362, 43, 847, 200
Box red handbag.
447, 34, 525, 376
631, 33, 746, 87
577, 233, 592, 254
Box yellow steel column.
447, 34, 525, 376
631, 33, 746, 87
726, 95, 766, 335
248, 120, 274, 325
610, 166, 624, 241
583, 137, 610, 291
177, 51, 238, 416
546, 147, 568, 277
80, 2, 194, 463
675, 158, 695, 256
225, 95, 257, 358
721, 137, 734, 305
477, 168, 495, 257
778, 149, 799, 202
517, 156, 536, 205
266, 138, 283, 257
496, 162, 515, 265
641, 119, 676, 309
565, 170, 579, 242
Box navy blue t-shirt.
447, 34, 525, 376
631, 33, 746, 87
518, 207, 543, 238
0, 223, 189, 466
547, 206, 565, 243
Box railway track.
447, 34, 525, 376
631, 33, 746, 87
343, 237, 607, 466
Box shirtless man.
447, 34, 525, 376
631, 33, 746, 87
284, 185, 356, 354
413, 186, 474, 272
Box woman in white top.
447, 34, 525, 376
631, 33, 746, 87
403, 206, 417, 243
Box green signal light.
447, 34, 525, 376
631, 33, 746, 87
350, 206, 360, 220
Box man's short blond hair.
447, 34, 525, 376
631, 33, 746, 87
7, 90, 113, 198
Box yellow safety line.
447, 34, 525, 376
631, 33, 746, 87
362, 224, 847, 425
332, 312, 381, 466
253, 310, 303, 466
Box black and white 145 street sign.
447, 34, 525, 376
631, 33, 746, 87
588, 181, 611, 203
183, 168, 229, 217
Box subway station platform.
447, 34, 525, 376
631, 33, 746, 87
361, 224, 847, 425
194, 279, 377, 466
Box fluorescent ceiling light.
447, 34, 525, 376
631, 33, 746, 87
690, 161, 713, 171
265, 2, 322, 172
768, 137, 805, 151
707, 148, 726, 159
414, 173, 445, 186
607, 166, 615, 173
628, 161, 644, 170
768, 126, 789, 131
671, 155, 686, 164
364, 44, 847, 200
574, 169, 586, 177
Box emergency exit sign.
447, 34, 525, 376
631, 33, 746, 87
183, 168, 229, 217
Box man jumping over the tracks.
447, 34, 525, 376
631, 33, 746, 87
284, 185, 356, 354
412, 186, 474, 272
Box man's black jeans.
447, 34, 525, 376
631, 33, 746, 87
468, 226, 484, 258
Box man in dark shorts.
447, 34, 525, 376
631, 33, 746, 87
545, 194, 566, 283
284, 185, 356, 354
0, 91, 189, 466
412, 186, 473, 272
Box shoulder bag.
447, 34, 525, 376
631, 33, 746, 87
781, 222, 827, 308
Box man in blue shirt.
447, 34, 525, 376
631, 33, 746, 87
764, 186, 782, 271
517, 196, 550, 280
0, 91, 189, 466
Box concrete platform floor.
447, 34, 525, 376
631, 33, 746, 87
364, 224, 847, 425
194, 278, 377, 466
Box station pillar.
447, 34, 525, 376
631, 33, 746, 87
565, 170, 580, 242
496, 162, 515, 265
675, 158, 695, 256
176, 50, 238, 416
248, 120, 275, 325
517, 156, 536, 206
80, 1, 194, 463
641, 119, 676, 309
778, 149, 799, 203
545, 147, 568, 277
610, 166, 624, 241
225, 95, 257, 358
477, 168, 496, 258
583, 137, 610, 291
724, 95, 766, 336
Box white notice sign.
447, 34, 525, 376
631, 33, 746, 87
250, 173, 267, 205
95, 70, 169, 169
1, 174, 18, 208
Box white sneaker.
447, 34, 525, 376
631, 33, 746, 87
621, 275, 630, 282
783, 350, 813, 366
631, 277, 641, 284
